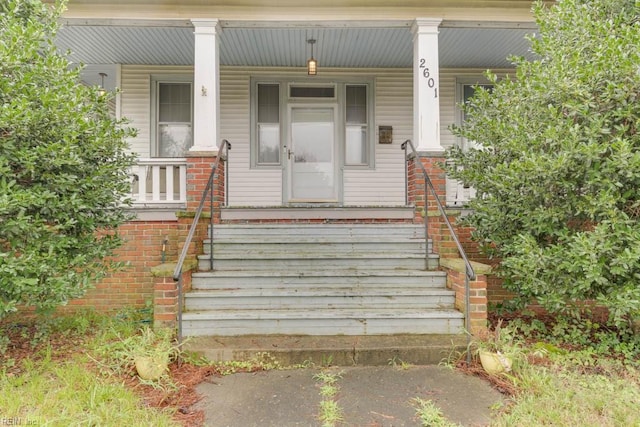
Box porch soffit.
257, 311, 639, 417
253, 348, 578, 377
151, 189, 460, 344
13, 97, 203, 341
56, 22, 537, 88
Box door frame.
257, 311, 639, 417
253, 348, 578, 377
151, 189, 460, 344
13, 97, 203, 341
284, 102, 342, 204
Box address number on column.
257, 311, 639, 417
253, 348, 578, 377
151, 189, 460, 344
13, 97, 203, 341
419, 58, 438, 98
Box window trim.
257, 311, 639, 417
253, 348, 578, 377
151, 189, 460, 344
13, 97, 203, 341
250, 79, 285, 168
455, 76, 494, 151
150, 75, 194, 158
343, 82, 374, 168
250, 77, 375, 170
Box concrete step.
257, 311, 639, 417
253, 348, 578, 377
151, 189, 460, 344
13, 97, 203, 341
191, 269, 448, 289
203, 240, 430, 255
184, 288, 456, 310
209, 223, 426, 238
184, 334, 468, 366
197, 253, 440, 271
181, 308, 464, 336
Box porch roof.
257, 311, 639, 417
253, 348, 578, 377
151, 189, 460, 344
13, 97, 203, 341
55, 20, 537, 90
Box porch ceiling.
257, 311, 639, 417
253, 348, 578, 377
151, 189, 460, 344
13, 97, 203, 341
56, 21, 537, 88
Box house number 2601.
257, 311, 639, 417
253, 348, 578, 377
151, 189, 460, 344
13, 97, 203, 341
419, 58, 438, 98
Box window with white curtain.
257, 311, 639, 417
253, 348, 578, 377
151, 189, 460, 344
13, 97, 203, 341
153, 79, 193, 157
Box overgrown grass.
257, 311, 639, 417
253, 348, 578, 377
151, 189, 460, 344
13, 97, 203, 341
0, 350, 176, 426
492, 354, 640, 426
474, 317, 640, 426
0, 309, 178, 426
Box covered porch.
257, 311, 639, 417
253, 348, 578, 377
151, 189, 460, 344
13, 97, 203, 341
55, 18, 535, 214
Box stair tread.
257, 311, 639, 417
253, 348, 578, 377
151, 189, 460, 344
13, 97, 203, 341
197, 252, 438, 259
182, 308, 464, 320
192, 269, 446, 277
185, 288, 454, 297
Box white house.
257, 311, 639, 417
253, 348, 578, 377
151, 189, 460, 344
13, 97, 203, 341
56, 0, 537, 349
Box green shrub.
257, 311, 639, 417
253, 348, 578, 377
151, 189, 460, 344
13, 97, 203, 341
447, 0, 640, 326
0, 0, 135, 318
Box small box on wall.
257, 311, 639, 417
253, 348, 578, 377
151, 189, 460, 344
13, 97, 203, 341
378, 126, 392, 144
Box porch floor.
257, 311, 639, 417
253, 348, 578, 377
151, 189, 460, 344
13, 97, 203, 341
221, 205, 415, 221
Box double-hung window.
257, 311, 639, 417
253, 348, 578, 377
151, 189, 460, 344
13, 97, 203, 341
152, 78, 193, 157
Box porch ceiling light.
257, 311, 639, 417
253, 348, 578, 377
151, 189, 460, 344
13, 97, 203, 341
307, 39, 317, 76
98, 72, 107, 95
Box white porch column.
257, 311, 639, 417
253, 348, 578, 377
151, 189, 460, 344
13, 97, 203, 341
191, 19, 221, 152
411, 18, 443, 152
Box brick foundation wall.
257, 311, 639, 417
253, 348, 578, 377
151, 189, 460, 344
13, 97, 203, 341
67, 153, 224, 320
67, 220, 180, 312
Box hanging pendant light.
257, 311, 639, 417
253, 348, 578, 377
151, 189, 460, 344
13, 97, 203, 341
98, 72, 107, 96
307, 39, 317, 76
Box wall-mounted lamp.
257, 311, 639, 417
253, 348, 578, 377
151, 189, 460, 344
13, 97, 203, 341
307, 39, 317, 76
98, 72, 107, 96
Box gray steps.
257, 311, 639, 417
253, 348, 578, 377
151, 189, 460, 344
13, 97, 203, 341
198, 253, 439, 271
184, 288, 455, 310
182, 308, 464, 336
191, 269, 448, 289
182, 223, 463, 338
185, 334, 468, 366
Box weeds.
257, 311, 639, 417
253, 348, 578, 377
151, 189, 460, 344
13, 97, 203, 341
412, 398, 459, 427
388, 356, 412, 370
213, 352, 282, 375
314, 370, 344, 427
0, 311, 177, 426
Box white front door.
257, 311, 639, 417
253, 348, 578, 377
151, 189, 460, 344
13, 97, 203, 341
287, 106, 338, 203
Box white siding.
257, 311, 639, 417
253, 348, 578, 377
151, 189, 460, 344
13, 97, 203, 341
221, 69, 282, 206
120, 65, 193, 157
342, 70, 411, 206
222, 67, 413, 207
119, 65, 513, 207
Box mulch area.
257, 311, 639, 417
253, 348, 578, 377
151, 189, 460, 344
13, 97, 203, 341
122, 361, 218, 427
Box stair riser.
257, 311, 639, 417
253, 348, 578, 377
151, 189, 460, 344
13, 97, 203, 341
184, 295, 456, 311
198, 257, 438, 271
191, 276, 447, 289
182, 318, 465, 336
209, 225, 426, 238
203, 241, 430, 255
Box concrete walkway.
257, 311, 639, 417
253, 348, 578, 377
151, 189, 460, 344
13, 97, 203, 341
194, 365, 502, 426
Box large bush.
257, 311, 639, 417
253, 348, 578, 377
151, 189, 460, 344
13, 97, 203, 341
447, 0, 640, 324
0, 0, 135, 317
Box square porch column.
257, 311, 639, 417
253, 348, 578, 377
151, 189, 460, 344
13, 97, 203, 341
411, 18, 443, 153
191, 19, 221, 152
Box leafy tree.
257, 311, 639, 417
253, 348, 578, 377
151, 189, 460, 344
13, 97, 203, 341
447, 0, 640, 325
0, 0, 135, 317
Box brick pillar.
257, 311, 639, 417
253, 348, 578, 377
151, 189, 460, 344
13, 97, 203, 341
180, 152, 226, 259
151, 261, 196, 329
406, 152, 449, 254
440, 258, 490, 333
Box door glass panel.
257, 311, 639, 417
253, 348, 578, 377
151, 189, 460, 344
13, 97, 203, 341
290, 107, 335, 201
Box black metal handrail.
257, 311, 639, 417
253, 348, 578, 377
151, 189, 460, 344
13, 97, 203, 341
173, 139, 231, 342
401, 139, 475, 362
